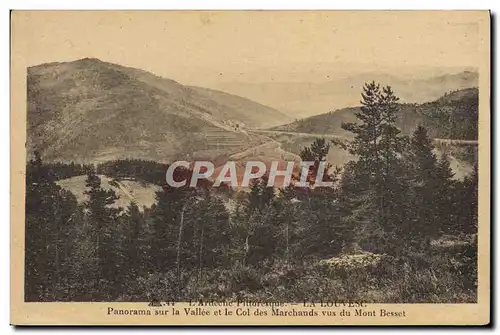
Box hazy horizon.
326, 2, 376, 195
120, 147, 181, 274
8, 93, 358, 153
18, 11, 482, 87
28, 56, 478, 89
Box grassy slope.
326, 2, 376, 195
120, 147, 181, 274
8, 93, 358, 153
27, 58, 280, 163
189, 86, 292, 128
273, 87, 478, 140
56, 175, 161, 210
268, 86, 478, 179
267, 132, 473, 180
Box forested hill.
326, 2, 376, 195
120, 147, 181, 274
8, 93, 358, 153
27, 58, 291, 163
273, 87, 478, 140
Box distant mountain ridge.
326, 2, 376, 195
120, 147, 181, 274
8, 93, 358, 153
213, 70, 478, 118
274, 87, 478, 140
27, 58, 290, 163
27, 58, 478, 169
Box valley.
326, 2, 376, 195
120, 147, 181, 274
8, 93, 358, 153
28, 58, 479, 192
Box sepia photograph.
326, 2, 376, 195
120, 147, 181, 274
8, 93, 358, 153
10, 10, 490, 325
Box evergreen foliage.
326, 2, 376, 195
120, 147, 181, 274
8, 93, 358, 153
24, 82, 478, 302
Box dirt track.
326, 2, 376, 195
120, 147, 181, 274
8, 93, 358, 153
252, 129, 478, 146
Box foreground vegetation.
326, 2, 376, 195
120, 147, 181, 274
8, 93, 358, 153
25, 82, 477, 303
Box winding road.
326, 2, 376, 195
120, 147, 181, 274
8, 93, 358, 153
251, 129, 478, 147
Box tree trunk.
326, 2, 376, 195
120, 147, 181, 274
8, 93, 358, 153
285, 222, 289, 265
198, 223, 204, 282
243, 234, 250, 266
176, 203, 188, 292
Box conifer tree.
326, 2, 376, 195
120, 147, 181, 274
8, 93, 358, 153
299, 137, 332, 186
434, 153, 456, 234
338, 82, 409, 254
149, 168, 196, 296
405, 125, 441, 247
296, 139, 344, 257
191, 193, 231, 279
242, 177, 276, 266
461, 163, 479, 234
122, 201, 145, 280
272, 188, 299, 263
83, 170, 120, 295
149, 184, 191, 271
25, 151, 79, 301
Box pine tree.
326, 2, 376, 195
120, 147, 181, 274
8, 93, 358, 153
237, 176, 278, 266
292, 138, 346, 257
67, 204, 98, 301
405, 125, 441, 248
452, 163, 478, 236
409, 126, 437, 180
25, 151, 79, 301
149, 175, 195, 297
83, 170, 120, 297
465, 163, 478, 232
434, 153, 456, 235
122, 201, 145, 281
247, 175, 274, 213
338, 82, 409, 254
272, 188, 299, 264
191, 193, 230, 280
299, 137, 332, 185
150, 185, 189, 266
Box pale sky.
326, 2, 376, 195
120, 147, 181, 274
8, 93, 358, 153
12, 11, 486, 86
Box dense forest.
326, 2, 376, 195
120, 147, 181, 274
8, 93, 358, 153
25, 82, 478, 303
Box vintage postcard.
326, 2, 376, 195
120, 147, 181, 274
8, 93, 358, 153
10, 10, 490, 325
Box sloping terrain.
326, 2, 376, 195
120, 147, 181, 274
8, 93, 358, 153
28, 58, 478, 183
267, 88, 478, 180
263, 132, 474, 180
274, 88, 478, 140
189, 86, 292, 128
27, 58, 287, 163
56, 175, 161, 210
